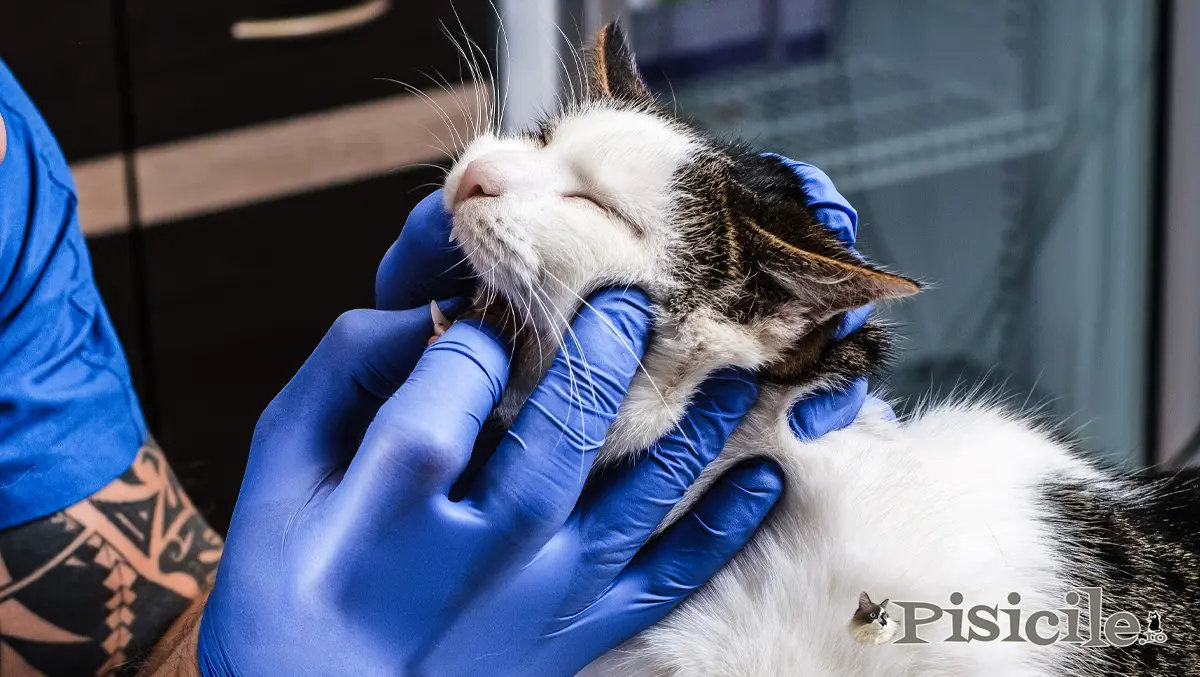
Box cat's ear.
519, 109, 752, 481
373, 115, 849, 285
727, 166, 920, 315
858, 591, 874, 612
754, 229, 920, 316
589, 22, 653, 106
880, 599, 890, 609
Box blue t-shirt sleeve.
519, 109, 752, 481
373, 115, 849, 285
0, 59, 148, 531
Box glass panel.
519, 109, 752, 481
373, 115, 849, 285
626, 0, 1159, 465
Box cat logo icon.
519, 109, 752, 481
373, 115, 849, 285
848, 591, 899, 645
1138, 611, 1167, 645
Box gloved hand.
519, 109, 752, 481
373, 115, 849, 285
197, 285, 782, 674
768, 155, 895, 436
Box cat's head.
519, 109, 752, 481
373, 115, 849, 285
443, 23, 918, 458
852, 591, 891, 628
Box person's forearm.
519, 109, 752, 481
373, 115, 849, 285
139, 591, 208, 677
0, 444, 221, 676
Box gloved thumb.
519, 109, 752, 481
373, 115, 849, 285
244, 299, 468, 500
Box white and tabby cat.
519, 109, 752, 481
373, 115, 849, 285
441, 23, 1199, 677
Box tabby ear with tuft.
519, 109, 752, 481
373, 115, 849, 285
768, 247, 920, 317
589, 22, 654, 106
752, 223, 921, 317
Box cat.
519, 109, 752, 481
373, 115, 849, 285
440, 21, 1200, 677
1139, 611, 1167, 646
1146, 611, 1163, 635
847, 592, 898, 646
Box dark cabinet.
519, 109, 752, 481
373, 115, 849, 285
0, 1, 125, 161
124, 0, 491, 146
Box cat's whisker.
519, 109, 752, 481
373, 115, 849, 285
439, 13, 479, 102
440, 249, 480, 278
437, 20, 484, 141
406, 127, 457, 163
508, 283, 532, 351
389, 76, 466, 154
449, 6, 500, 135
549, 26, 581, 113
459, 23, 497, 138
540, 270, 691, 454
376, 76, 467, 157
440, 250, 476, 278
400, 162, 451, 175
496, 18, 512, 132
566, 13, 594, 103
541, 270, 664, 407
526, 286, 594, 477
527, 286, 567, 380
418, 68, 473, 154
561, 321, 599, 483
525, 286, 549, 370
407, 181, 449, 193
510, 281, 540, 354
374, 77, 459, 154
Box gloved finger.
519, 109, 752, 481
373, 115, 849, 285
376, 189, 477, 311
867, 394, 898, 422
338, 320, 510, 508
469, 288, 653, 544
604, 459, 783, 627
568, 368, 758, 603
246, 303, 463, 500
771, 157, 872, 439
789, 378, 867, 442
834, 304, 871, 341
765, 155, 858, 248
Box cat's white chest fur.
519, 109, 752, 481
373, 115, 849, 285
583, 394, 1095, 677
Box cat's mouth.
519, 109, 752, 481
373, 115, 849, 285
447, 200, 560, 351
462, 288, 522, 339
450, 204, 540, 294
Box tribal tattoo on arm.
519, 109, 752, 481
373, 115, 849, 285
0, 445, 222, 677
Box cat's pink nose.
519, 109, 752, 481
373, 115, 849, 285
454, 158, 505, 207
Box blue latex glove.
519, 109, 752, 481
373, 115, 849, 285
197, 286, 782, 675
768, 155, 895, 437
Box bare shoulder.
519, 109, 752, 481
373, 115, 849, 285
0, 444, 222, 676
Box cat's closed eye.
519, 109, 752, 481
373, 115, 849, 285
565, 192, 645, 236
564, 193, 605, 210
